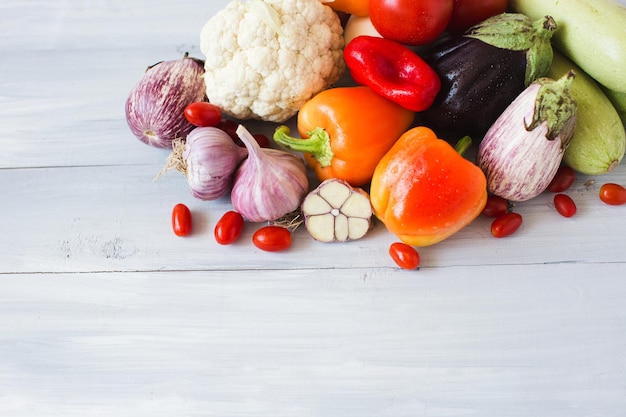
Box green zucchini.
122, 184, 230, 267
601, 87, 626, 127
510, 0, 626, 93
547, 50, 625, 175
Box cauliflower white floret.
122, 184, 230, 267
200, 0, 345, 123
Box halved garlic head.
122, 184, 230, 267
301, 178, 373, 242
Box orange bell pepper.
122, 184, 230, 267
273, 86, 415, 187
324, 0, 369, 17
370, 126, 487, 246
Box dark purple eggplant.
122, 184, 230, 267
125, 53, 206, 149
419, 13, 557, 138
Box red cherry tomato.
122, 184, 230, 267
171, 203, 192, 237
490, 212, 522, 238
389, 242, 420, 270
554, 194, 577, 217
217, 119, 239, 143
481, 195, 509, 218
252, 226, 293, 252
547, 165, 576, 193
369, 0, 454, 45
214, 211, 245, 245
183, 102, 222, 127
599, 183, 626, 206
446, 0, 509, 33
253, 133, 271, 148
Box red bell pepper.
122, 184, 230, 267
343, 35, 441, 112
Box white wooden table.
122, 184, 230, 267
2, 1, 625, 415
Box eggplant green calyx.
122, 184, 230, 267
527, 70, 578, 146
465, 13, 557, 86
273, 125, 334, 167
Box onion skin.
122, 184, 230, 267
478, 72, 577, 202
125, 54, 206, 149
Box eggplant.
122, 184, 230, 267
419, 13, 557, 138
125, 53, 206, 149
477, 71, 578, 202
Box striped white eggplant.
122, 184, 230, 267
477, 71, 577, 202
125, 53, 206, 149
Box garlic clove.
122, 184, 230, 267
305, 214, 336, 242
317, 179, 351, 208
301, 194, 332, 215
347, 217, 371, 241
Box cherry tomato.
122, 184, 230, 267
217, 119, 239, 143
389, 242, 420, 270
183, 102, 222, 127
214, 211, 245, 245
253, 133, 271, 148
599, 183, 626, 206
481, 195, 509, 218
490, 212, 522, 238
252, 226, 293, 252
369, 0, 454, 45
171, 203, 192, 237
554, 194, 577, 217
446, 0, 509, 33
547, 165, 576, 193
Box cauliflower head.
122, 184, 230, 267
200, 0, 345, 123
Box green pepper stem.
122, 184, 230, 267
455, 135, 472, 156
273, 125, 334, 167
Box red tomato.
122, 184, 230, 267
217, 119, 238, 142
253, 133, 271, 148
599, 183, 626, 206
490, 212, 522, 238
220, 121, 271, 148
547, 165, 576, 193
171, 203, 192, 237
446, 0, 509, 33
184, 102, 222, 127
554, 194, 577, 217
214, 211, 245, 245
369, 0, 454, 45
481, 195, 509, 218
252, 226, 292, 252
389, 242, 420, 270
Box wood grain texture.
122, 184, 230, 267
1, 0, 626, 415
1, 269, 626, 416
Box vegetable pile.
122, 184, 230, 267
126, 0, 626, 269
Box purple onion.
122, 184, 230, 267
125, 54, 206, 149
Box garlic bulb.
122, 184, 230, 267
231, 125, 309, 222
162, 127, 247, 200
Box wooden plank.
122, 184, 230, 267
2, 163, 625, 274
1, 268, 625, 416
1, 0, 626, 414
